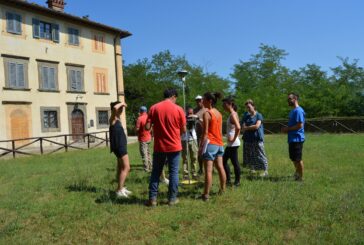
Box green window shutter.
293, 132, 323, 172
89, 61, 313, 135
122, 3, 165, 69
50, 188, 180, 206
16, 63, 25, 87
76, 70, 82, 91
32, 18, 40, 38
49, 67, 56, 89
70, 70, 77, 90
8, 62, 17, 87
14, 14, 22, 34
6, 12, 14, 33
52, 24, 60, 43
74, 29, 79, 45
42, 66, 48, 89
68, 28, 73, 44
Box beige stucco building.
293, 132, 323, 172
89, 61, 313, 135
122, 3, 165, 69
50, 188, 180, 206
0, 0, 131, 148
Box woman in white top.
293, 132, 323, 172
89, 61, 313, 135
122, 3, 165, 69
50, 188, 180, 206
222, 97, 241, 186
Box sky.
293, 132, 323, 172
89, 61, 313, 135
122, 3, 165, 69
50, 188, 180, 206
32, 0, 364, 79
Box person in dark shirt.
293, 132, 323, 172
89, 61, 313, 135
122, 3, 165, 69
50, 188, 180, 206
241, 99, 268, 177
109, 101, 132, 198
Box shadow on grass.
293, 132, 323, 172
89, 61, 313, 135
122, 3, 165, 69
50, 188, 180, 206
244, 175, 293, 182
106, 164, 146, 172
66, 183, 98, 193
95, 190, 145, 205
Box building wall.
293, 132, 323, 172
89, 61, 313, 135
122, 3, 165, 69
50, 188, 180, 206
0, 4, 126, 147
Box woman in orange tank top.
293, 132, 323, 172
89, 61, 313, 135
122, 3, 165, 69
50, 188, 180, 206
199, 92, 226, 201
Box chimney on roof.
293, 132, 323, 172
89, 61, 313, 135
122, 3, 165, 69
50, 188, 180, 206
46, 0, 66, 12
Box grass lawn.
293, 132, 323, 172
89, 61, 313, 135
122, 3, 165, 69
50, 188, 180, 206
0, 134, 363, 244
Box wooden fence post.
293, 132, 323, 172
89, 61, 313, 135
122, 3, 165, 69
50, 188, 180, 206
105, 131, 109, 147
40, 138, 43, 155
87, 134, 90, 149
64, 135, 68, 152
12, 140, 15, 158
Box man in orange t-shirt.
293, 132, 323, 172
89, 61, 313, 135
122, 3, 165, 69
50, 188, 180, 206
145, 88, 186, 206
135, 106, 152, 172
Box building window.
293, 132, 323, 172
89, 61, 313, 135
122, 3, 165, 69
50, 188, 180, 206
6, 12, 22, 34
66, 66, 84, 92
32, 18, 59, 43
44, 111, 58, 128
40, 107, 61, 132
93, 34, 105, 52
39, 21, 52, 40
96, 72, 107, 93
68, 28, 79, 46
98, 111, 108, 125
94, 68, 108, 94
38, 62, 58, 91
96, 108, 110, 129
3, 57, 29, 89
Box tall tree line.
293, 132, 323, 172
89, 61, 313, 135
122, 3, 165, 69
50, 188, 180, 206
123, 45, 364, 129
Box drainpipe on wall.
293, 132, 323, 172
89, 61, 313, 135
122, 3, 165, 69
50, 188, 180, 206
113, 34, 128, 135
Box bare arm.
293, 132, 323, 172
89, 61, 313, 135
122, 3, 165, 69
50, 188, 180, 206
243, 120, 262, 131
200, 111, 211, 146
281, 122, 303, 133
113, 102, 127, 111
229, 112, 241, 143
181, 125, 187, 135
145, 121, 151, 131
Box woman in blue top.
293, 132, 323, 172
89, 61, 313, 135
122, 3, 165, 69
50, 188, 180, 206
241, 99, 268, 177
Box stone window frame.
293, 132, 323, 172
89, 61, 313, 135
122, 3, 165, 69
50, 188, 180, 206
95, 107, 110, 129
92, 33, 106, 53
67, 27, 80, 46
1, 8, 27, 39
37, 60, 59, 92
5, 11, 22, 35
2, 55, 30, 90
66, 64, 85, 93
93, 67, 109, 94
40, 106, 61, 133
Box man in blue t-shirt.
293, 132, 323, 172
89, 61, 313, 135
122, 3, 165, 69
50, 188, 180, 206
281, 93, 305, 181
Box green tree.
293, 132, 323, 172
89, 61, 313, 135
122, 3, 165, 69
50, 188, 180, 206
123, 50, 230, 131
293, 64, 335, 117
231, 44, 291, 119
330, 58, 364, 116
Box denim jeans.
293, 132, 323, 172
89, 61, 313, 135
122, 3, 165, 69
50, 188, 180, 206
149, 151, 180, 201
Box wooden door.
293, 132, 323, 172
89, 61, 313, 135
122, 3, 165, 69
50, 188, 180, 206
10, 109, 29, 147
71, 109, 84, 141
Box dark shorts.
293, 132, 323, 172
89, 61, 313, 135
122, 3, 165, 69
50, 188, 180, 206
113, 142, 128, 158
289, 142, 304, 162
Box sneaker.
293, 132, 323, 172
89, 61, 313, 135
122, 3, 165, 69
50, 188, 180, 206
161, 178, 169, 185
145, 199, 157, 207
116, 189, 129, 198
259, 171, 268, 177
122, 187, 132, 195
218, 189, 225, 195
168, 198, 179, 206
293, 172, 300, 180
201, 194, 209, 202
249, 169, 257, 175
233, 181, 240, 187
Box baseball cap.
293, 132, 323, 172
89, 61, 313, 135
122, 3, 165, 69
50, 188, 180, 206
139, 106, 147, 112
195, 95, 202, 100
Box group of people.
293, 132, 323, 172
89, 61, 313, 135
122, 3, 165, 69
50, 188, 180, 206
108, 89, 305, 206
